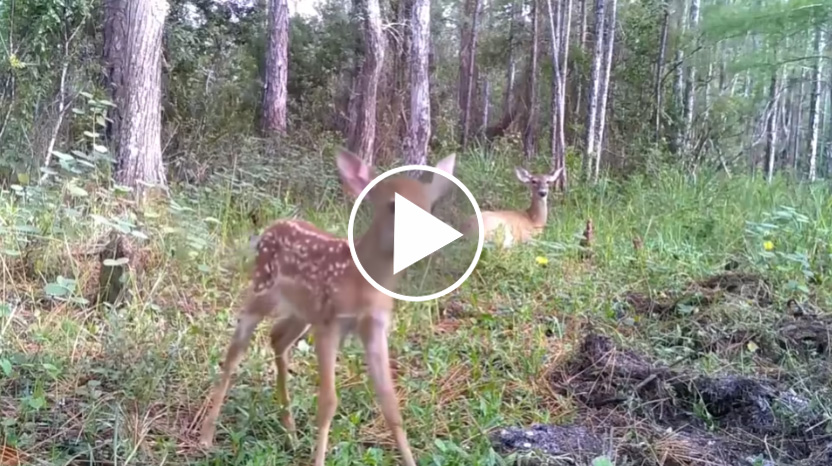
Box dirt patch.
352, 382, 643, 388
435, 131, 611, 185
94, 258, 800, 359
491, 424, 605, 465
622, 272, 772, 319
497, 333, 830, 465
550, 334, 829, 465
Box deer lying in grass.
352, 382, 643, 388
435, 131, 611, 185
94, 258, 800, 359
462, 167, 563, 248
198, 149, 457, 466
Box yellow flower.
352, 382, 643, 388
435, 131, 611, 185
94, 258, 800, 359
535, 256, 549, 266
763, 241, 774, 251
8, 54, 24, 70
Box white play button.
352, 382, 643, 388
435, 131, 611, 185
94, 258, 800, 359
347, 162, 484, 302
393, 193, 463, 274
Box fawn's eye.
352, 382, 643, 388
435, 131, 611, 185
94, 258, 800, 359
388, 201, 395, 214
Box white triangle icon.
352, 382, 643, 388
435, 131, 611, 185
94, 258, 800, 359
393, 193, 463, 274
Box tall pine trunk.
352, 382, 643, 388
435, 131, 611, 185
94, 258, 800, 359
593, 0, 616, 182
261, 0, 289, 134
115, 0, 169, 191
348, 0, 385, 163
682, 0, 699, 153
654, 6, 669, 144
523, 0, 540, 159
583, 0, 605, 178
672, 0, 687, 153
102, 0, 127, 142
405, 0, 431, 166
765, 68, 779, 183
459, 0, 482, 148
807, 23, 824, 181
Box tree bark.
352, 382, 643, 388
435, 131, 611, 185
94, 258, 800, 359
593, 0, 616, 182
115, 0, 169, 191
523, 0, 541, 159
501, 0, 518, 123
765, 68, 778, 183
682, 0, 700, 153
260, 0, 289, 134
672, 0, 687, 153
792, 69, 806, 171
347, 0, 385, 163
654, 6, 669, 145
405, 0, 431, 166
103, 0, 127, 142
583, 0, 605, 177
807, 23, 824, 182
546, 0, 565, 176
459, 0, 482, 148
575, 0, 588, 117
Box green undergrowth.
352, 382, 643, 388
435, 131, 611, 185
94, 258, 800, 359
1, 144, 831, 465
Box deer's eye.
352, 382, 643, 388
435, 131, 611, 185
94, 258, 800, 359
388, 201, 395, 214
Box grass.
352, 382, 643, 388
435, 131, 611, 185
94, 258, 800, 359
1, 143, 831, 465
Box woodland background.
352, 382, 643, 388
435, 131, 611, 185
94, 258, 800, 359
2, 0, 832, 465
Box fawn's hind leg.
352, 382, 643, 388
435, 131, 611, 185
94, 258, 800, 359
198, 292, 276, 447
268, 316, 309, 439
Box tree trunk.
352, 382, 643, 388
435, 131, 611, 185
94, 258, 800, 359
102, 0, 127, 142
347, 0, 385, 163
459, 0, 482, 148
261, 0, 289, 134
523, 0, 540, 159
481, 78, 490, 133
792, 69, 806, 171
672, 0, 687, 154
546, 0, 566, 174
502, 0, 518, 123
654, 6, 669, 145
583, 0, 605, 177
575, 0, 588, 117
405, 0, 431, 166
807, 23, 824, 182
682, 0, 699, 153
593, 0, 616, 182
115, 0, 169, 191
765, 68, 778, 183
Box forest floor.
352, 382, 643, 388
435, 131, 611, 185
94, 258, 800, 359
2, 147, 832, 466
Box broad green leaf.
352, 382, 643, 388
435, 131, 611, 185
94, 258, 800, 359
44, 283, 69, 297
67, 184, 88, 197
51, 150, 74, 161
0, 358, 11, 376
93, 144, 108, 153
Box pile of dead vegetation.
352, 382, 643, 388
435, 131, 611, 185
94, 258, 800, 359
621, 272, 831, 364
493, 332, 832, 465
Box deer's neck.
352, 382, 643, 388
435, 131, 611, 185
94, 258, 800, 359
354, 226, 396, 289
526, 193, 548, 227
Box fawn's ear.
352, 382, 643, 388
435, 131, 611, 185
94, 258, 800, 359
515, 167, 532, 183
427, 153, 457, 203
336, 149, 374, 198
544, 167, 564, 184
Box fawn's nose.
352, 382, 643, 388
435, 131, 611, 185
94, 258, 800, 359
538, 190, 547, 198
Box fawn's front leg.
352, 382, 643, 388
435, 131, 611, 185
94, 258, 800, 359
313, 324, 341, 466
359, 314, 417, 466
199, 309, 264, 447
268, 316, 309, 444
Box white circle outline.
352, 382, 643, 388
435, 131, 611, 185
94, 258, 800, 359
347, 164, 485, 302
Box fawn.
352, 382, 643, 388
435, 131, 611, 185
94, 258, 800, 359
197, 149, 457, 466
462, 166, 563, 248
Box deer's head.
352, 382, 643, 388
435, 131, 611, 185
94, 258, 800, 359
337, 149, 457, 254
515, 167, 564, 199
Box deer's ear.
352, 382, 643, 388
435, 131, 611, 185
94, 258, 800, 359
336, 149, 374, 198
515, 167, 532, 183
545, 168, 564, 184
427, 153, 457, 203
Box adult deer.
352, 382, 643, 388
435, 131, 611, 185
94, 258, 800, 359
462, 167, 563, 248
197, 149, 457, 466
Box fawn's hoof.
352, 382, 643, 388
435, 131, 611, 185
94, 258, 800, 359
197, 431, 215, 449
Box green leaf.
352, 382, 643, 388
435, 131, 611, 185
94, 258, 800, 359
67, 184, 88, 197
83, 131, 101, 139
89, 214, 111, 225
28, 396, 46, 410
44, 283, 69, 297
103, 257, 129, 267
0, 358, 11, 376
2, 249, 21, 257
51, 150, 74, 160
592, 457, 614, 466
747, 341, 759, 353
93, 144, 108, 153
16, 172, 30, 184
130, 230, 149, 240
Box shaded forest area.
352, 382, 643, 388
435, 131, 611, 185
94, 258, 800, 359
3, 0, 832, 185
2, 0, 832, 465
